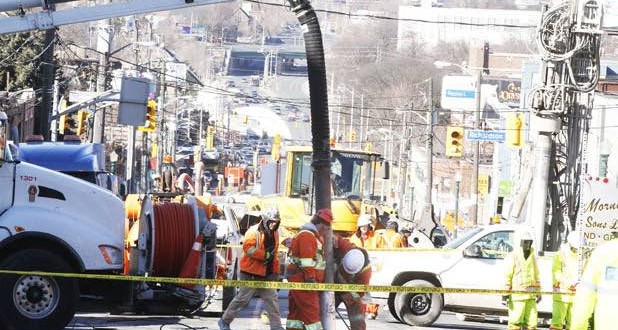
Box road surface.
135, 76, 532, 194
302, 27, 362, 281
66, 293, 548, 329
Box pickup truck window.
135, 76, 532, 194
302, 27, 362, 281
444, 227, 482, 249
471, 231, 514, 259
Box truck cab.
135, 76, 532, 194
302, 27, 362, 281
0, 112, 125, 330
15, 136, 121, 196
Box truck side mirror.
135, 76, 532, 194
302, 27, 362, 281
0, 112, 7, 164
463, 245, 482, 258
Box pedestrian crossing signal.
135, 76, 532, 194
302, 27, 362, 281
446, 126, 464, 157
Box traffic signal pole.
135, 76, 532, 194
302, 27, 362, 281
471, 70, 482, 226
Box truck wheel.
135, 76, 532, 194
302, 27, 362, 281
0, 249, 79, 330
388, 292, 401, 322
222, 260, 238, 310
394, 279, 443, 327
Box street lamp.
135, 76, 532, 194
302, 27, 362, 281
434, 60, 482, 226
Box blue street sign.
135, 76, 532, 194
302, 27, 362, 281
445, 89, 476, 98
465, 130, 506, 142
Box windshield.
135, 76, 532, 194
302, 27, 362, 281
331, 151, 373, 199
443, 227, 483, 249
290, 153, 312, 197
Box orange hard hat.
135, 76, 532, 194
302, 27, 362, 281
316, 208, 333, 224
163, 155, 173, 163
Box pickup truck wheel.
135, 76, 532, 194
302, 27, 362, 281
0, 249, 79, 330
388, 292, 401, 322
394, 279, 443, 327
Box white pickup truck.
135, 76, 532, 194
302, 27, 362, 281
368, 224, 554, 327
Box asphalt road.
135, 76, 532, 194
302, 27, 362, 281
66, 293, 531, 330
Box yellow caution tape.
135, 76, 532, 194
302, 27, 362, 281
0, 269, 572, 296
216, 244, 455, 253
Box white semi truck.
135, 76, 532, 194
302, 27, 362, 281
0, 112, 219, 330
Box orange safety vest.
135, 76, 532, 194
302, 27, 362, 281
287, 229, 325, 283
349, 230, 384, 249
239, 223, 280, 277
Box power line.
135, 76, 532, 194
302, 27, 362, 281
245, 0, 538, 29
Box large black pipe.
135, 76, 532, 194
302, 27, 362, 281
286, 0, 334, 328
287, 0, 331, 212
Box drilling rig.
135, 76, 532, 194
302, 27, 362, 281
509, 0, 604, 251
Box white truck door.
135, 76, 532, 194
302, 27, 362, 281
0, 162, 13, 213
441, 230, 514, 310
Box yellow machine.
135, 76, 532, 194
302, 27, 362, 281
246, 146, 384, 234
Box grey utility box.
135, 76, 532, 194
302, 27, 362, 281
118, 77, 150, 126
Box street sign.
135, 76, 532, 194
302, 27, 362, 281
465, 130, 506, 142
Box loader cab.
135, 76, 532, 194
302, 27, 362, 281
287, 147, 379, 201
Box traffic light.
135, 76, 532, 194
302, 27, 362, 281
350, 130, 357, 142
59, 115, 68, 135
445, 126, 464, 157
206, 126, 214, 150
76, 110, 89, 136
139, 100, 157, 132
506, 113, 523, 148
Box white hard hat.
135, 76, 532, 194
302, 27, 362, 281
567, 231, 581, 249
357, 214, 372, 227
515, 228, 534, 242
342, 249, 365, 275
263, 207, 281, 222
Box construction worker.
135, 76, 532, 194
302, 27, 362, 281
503, 229, 541, 330
349, 214, 384, 249
286, 208, 332, 330
218, 208, 284, 330
334, 235, 372, 329
571, 237, 618, 330
381, 220, 407, 248
550, 231, 580, 330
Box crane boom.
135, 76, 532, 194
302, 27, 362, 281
0, 0, 233, 35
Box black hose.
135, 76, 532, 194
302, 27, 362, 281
287, 0, 331, 211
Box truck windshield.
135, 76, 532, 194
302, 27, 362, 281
443, 227, 483, 249
331, 151, 373, 199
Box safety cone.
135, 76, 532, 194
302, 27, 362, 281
178, 234, 203, 288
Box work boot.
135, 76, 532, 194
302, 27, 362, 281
218, 318, 231, 330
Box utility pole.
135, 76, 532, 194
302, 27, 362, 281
93, 0, 112, 144
471, 70, 482, 225
418, 78, 434, 232
35, 27, 56, 140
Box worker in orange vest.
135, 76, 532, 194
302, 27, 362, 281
381, 220, 407, 248
286, 208, 332, 330
334, 235, 372, 329
218, 208, 284, 330
349, 214, 384, 249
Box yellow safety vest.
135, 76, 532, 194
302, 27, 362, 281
504, 247, 540, 301
571, 239, 618, 330
552, 244, 578, 302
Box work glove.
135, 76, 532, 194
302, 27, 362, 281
535, 295, 542, 303
264, 252, 274, 262
501, 295, 509, 306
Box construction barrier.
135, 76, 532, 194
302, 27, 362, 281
0, 269, 573, 296
216, 244, 459, 253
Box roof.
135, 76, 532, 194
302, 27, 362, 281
17, 142, 105, 172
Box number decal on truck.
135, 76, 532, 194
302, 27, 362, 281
20, 175, 37, 182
